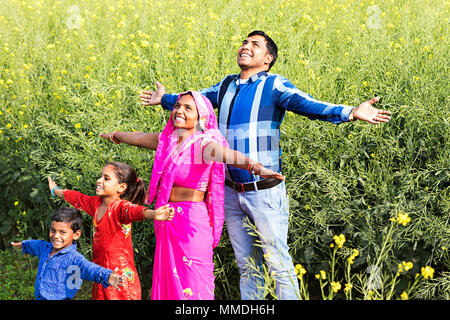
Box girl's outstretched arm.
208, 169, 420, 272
99, 131, 160, 150
143, 204, 175, 221
48, 177, 64, 198
48, 177, 100, 217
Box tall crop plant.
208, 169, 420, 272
0, 0, 448, 299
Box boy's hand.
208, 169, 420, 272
155, 204, 175, 221
108, 267, 124, 291
11, 241, 22, 248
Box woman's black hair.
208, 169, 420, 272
106, 161, 146, 205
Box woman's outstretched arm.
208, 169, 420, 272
203, 141, 285, 180
99, 131, 160, 150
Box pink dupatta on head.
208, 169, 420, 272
146, 91, 228, 248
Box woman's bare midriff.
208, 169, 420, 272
169, 186, 205, 202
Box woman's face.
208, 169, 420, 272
172, 94, 199, 132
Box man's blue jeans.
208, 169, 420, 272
224, 181, 300, 300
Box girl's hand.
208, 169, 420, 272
108, 267, 124, 291
48, 177, 63, 198
154, 204, 175, 221
48, 176, 57, 191
252, 163, 285, 180
11, 241, 22, 249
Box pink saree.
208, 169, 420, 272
146, 91, 228, 300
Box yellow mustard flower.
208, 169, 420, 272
421, 266, 434, 279
403, 261, 413, 271
330, 281, 341, 293
347, 248, 359, 264
400, 291, 408, 300
397, 212, 411, 226
333, 234, 346, 248
344, 283, 353, 293
295, 264, 307, 279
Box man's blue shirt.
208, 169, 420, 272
161, 71, 353, 183
21, 240, 112, 300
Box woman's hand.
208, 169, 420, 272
99, 132, 120, 144
251, 163, 285, 180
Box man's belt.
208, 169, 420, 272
225, 178, 282, 192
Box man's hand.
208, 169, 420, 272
140, 81, 165, 106
352, 97, 392, 124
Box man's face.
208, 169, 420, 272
237, 35, 273, 71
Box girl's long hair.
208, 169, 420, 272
107, 161, 146, 205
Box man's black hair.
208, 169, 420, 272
247, 30, 278, 71
51, 207, 83, 233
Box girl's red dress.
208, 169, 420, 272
63, 190, 145, 300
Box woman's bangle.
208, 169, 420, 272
248, 162, 262, 175
51, 186, 61, 198
110, 131, 121, 144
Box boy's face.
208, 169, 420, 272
49, 221, 81, 253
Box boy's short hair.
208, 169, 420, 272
51, 207, 83, 233
247, 30, 278, 70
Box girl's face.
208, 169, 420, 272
96, 165, 126, 198
172, 94, 199, 132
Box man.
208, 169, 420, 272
140, 31, 391, 300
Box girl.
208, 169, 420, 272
48, 161, 174, 300
100, 91, 284, 300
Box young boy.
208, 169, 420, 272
11, 207, 123, 300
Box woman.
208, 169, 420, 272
101, 91, 283, 299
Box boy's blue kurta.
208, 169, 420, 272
21, 240, 112, 300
